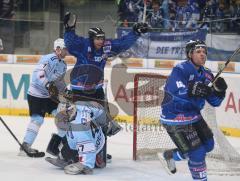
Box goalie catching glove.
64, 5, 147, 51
133, 22, 148, 35
188, 82, 212, 98
46, 81, 59, 98
64, 12, 77, 31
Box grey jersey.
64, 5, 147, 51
28, 53, 67, 98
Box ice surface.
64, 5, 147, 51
0, 116, 239, 181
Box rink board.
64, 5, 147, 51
0, 62, 240, 137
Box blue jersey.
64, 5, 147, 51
160, 60, 224, 125
64, 30, 139, 91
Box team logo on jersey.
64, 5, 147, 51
189, 74, 194, 81
176, 81, 185, 88
94, 56, 103, 62
204, 72, 213, 81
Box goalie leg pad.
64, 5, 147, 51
64, 162, 93, 175
46, 133, 62, 156
61, 136, 79, 164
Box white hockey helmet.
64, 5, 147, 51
54, 38, 66, 50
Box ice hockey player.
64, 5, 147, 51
160, 40, 228, 180
63, 12, 148, 165
45, 100, 107, 175
19, 38, 68, 157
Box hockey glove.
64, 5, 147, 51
213, 77, 228, 98
133, 22, 148, 35
188, 82, 212, 98
46, 81, 59, 98
64, 12, 77, 31
63, 88, 73, 101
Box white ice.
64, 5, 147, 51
0, 116, 239, 181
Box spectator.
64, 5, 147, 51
0, 0, 17, 54
186, 0, 200, 29
215, 3, 226, 32
118, 0, 141, 27
230, 0, 240, 33
175, 0, 190, 29
147, 1, 164, 29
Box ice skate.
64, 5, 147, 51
163, 149, 177, 174
18, 142, 40, 157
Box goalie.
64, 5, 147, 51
160, 40, 228, 180
45, 100, 108, 175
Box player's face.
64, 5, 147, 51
190, 47, 207, 68
60, 48, 68, 58
56, 48, 68, 59
93, 37, 104, 50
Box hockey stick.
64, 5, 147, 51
142, 0, 147, 23
208, 47, 240, 86
0, 117, 45, 158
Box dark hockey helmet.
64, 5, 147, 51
88, 27, 105, 40
185, 40, 207, 59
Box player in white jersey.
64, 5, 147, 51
45, 101, 106, 175
19, 38, 68, 157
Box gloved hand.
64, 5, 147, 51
64, 12, 77, 31
133, 22, 148, 35
188, 81, 212, 98
63, 88, 73, 101
46, 82, 59, 98
213, 77, 227, 97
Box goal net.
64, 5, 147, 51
133, 73, 240, 175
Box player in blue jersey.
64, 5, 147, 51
63, 12, 148, 166
19, 38, 68, 157
160, 40, 228, 180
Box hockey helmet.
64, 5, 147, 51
185, 40, 207, 59
88, 27, 105, 40
54, 38, 66, 50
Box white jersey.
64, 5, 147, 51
28, 53, 67, 98
55, 102, 105, 168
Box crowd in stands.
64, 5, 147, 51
117, 0, 240, 33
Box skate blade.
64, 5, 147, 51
18, 150, 27, 157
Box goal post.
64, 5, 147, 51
133, 73, 167, 160
132, 73, 240, 175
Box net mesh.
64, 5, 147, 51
133, 73, 240, 175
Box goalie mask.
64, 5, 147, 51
186, 40, 207, 60
55, 102, 77, 123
